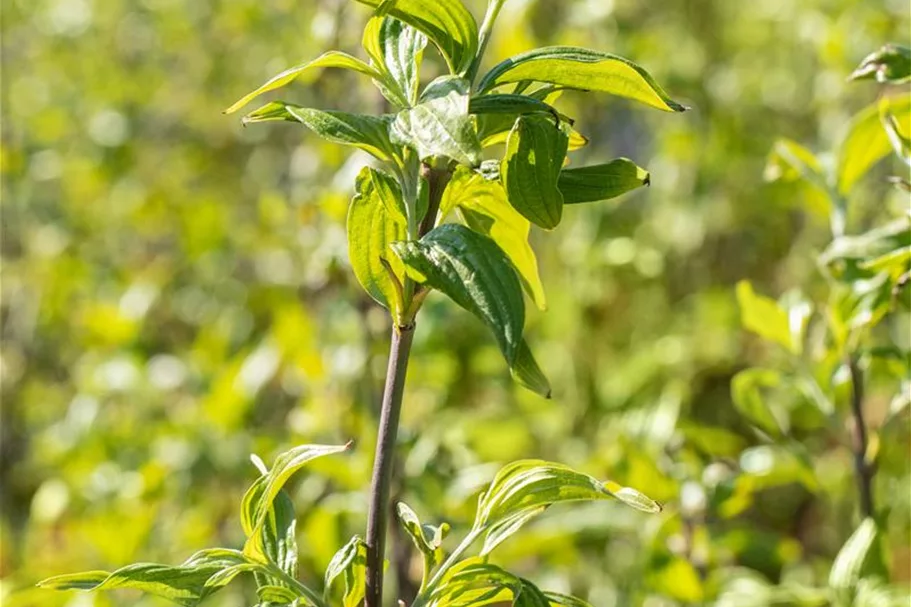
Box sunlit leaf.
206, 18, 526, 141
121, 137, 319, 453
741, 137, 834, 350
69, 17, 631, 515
348, 167, 408, 314
850, 44, 911, 84
730, 368, 785, 436
559, 159, 650, 204
392, 223, 524, 365
837, 92, 911, 194
829, 519, 881, 592
224, 51, 382, 114
363, 16, 428, 107
442, 166, 547, 309
324, 535, 368, 607
478, 47, 686, 112
735, 281, 795, 352
391, 76, 482, 165
502, 115, 570, 229
242, 102, 402, 163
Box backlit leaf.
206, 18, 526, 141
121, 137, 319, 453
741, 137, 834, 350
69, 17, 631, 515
735, 281, 794, 352
837, 92, 911, 194
829, 519, 881, 592
478, 47, 686, 112
324, 535, 367, 607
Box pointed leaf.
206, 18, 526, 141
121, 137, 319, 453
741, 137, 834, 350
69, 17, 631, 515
356, 0, 479, 75
324, 536, 368, 607
363, 16, 428, 107
242, 102, 401, 163
391, 76, 482, 165
510, 339, 551, 399
735, 281, 794, 352
850, 44, 911, 84
502, 115, 569, 229
559, 159, 650, 204
348, 167, 408, 313
395, 502, 449, 559
442, 166, 547, 310
829, 518, 881, 591
544, 592, 594, 607
478, 47, 686, 112
731, 368, 785, 436
837, 92, 911, 194
225, 51, 382, 114
392, 224, 525, 366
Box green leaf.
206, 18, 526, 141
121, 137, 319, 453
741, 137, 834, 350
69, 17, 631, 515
510, 339, 552, 399
392, 223, 525, 366
442, 166, 547, 310
395, 502, 449, 562
428, 558, 519, 607
544, 592, 594, 607
558, 159, 650, 204
470, 94, 561, 120
324, 536, 367, 607
356, 0, 479, 75
241, 443, 351, 561
829, 519, 881, 592
731, 368, 785, 436
860, 245, 911, 281
391, 76, 482, 165
242, 102, 401, 163
764, 138, 828, 190
478, 47, 686, 112
257, 585, 301, 604
735, 281, 795, 352
837, 92, 911, 194
224, 51, 382, 114
363, 16, 428, 107
502, 115, 570, 230
472, 460, 661, 553
347, 167, 408, 314
38, 550, 252, 607
850, 44, 911, 84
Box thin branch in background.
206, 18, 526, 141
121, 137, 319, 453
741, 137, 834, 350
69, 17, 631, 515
848, 356, 875, 519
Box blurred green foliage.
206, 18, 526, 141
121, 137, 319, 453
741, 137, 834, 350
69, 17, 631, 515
1, 0, 909, 605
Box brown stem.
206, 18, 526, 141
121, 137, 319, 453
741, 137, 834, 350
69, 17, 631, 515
365, 324, 416, 607
848, 356, 875, 519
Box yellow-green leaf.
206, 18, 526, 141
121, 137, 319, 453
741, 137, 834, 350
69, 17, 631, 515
837, 92, 911, 194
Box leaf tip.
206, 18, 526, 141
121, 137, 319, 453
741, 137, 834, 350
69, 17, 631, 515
343, 439, 356, 451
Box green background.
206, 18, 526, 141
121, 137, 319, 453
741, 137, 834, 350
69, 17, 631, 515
1, 0, 909, 605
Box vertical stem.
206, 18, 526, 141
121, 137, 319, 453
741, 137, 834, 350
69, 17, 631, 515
466, 0, 507, 86
365, 324, 416, 607
418, 165, 452, 237
847, 356, 875, 519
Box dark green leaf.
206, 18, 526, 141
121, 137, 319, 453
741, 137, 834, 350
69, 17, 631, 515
850, 44, 911, 84
559, 159, 650, 204
242, 102, 402, 163
502, 115, 569, 229
478, 47, 686, 112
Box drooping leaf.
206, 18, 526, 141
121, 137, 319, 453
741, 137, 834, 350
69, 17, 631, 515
363, 16, 428, 107
730, 368, 785, 436
837, 92, 911, 194
470, 94, 562, 121
324, 536, 368, 607
510, 339, 552, 399
478, 47, 686, 112
356, 0, 479, 75
442, 166, 547, 310
735, 281, 795, 353
242, 102, 402, 163
391, 224, 525, 365
241, 443, 351, 560
38, 549, 253, 607
347, 167, 408, 314
472, 460, 661, 553
850, 44, 911, 84
224, 51, 382, 114
558, 159, 650, 204
391, 76, 482, 165
502, 115, 570, 229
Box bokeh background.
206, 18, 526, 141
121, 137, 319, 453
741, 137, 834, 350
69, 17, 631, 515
2, 0, 909, 605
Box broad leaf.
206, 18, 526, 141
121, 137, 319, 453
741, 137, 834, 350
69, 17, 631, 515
730, 368, 785, 436
735, 281, 795, 353
559, 159, 650, 204
837, 93, 911, 194
242, 102, 401, 163
478, 47, 686, 112
363, 16, 428, 107
470, 94, 561, 121
502, 115, 570, 229
224, 51, 381, 114
356, 0, 479, 75
324, 536, 368, 607
428, 558, 519, 607
392, 224, 525, 364
473, 460, 661, 553
241, 443, 351, 560
850, 44, 911, 84
391, 76, 482, 165
510, 339, 552, 399
348, 167, 408, 314
442, 166, 547, 309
